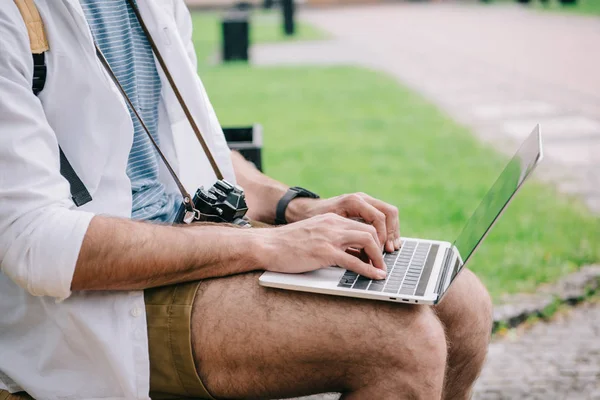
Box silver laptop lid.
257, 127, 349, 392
441, 125, 544, 292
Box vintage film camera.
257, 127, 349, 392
175, 180, 250, 227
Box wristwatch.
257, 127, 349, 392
275, 186, 320, 225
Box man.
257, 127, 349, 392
0, 1, 492, 399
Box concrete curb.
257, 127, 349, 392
492, 265, 600, 331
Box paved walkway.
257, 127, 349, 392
253, 3, 600, 399
474, 301, 600, 399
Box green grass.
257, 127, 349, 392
191, 16, 600, 301
191, 11, 326, 64
534, 0, 600, 16
484, 0, 600, 16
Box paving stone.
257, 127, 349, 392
588, 390, 600, 400
473, 302, 600, 399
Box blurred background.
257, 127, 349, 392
185, 0, 599, 398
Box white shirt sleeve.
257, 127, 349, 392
0, 4, 94, 301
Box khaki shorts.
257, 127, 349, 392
145, 281, 214, 400
0, 281, 211, 400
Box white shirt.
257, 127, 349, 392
0, 1, 235, 398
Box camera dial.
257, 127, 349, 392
209, 187, 227, 201
199, 190, 217, 204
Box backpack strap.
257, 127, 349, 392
13, 0, 92, 207
13, 0, 48, 54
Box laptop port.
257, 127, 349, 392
389, 297, 397, 300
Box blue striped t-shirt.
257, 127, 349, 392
80, 0, 180, 222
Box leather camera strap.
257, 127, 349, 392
126, 0, 224, 181
94, 46, 196, 211
94, 0, 227, 212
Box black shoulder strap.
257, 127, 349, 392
32, 53, 46, 95
58, 148, 93, 207
23, 11, 92, 207
31, 54, 92, 207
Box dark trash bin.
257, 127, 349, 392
281, 0, 294, 36
222, 11, 250, 62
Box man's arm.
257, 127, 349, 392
71, 213, 387, 291
71, 217, 261, 291
0, 5, 96, 300
70, 156, 393, 291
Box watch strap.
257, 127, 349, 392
275, 187, 319, 225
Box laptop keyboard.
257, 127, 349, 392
337, 240, 437, 296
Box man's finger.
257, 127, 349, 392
336, 251, 387, 280
358, 193, 401, 251
339, 231, 386, 272
341, 195, 387, 248
335, 215, 380, 250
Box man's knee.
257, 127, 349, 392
412, 308, 447, 370
436, 269, 492, 382
387, 308, 447, 397
433, 270, 491, 399
437, 269, 493, 340
469, 272, 493, 339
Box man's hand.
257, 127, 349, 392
285, 193, 401, 253
256, 213, 387, 280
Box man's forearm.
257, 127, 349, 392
231, 151, 288, 224
71, 216, 262, 291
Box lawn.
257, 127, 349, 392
535, 0, 600, 16
486, 0, 600, 16
191, 12, 600, 301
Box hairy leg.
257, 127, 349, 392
191, 272, 447, 400
434, 269, 493, 400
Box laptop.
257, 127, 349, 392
259, 125, 544, 305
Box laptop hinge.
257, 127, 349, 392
434, 247, 454, 295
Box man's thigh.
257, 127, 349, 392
190, 271, 439, 400
0, 391, 33, 400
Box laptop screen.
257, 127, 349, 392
451, 125, 543, 272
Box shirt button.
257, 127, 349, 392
130, 307, 142, 317
134, 329, 144, 340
